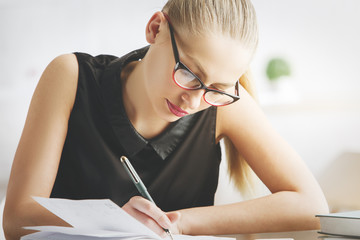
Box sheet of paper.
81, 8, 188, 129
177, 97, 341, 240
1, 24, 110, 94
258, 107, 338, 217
24, 226, 150, 238
26, 197, 235, 240
22, 230, 233, 240
32, 197, 160, 239
21, 231, 156, 240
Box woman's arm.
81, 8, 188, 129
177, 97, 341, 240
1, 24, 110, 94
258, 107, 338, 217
176, 84, 329, 235
113, 85, 329, 236
3, 54, 79, 240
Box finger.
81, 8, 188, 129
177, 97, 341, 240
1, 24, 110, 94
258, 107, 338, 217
123, 203, 168, 238
129, 196, 172, 229
167, 211, 181, 224
166, 211, 181, 234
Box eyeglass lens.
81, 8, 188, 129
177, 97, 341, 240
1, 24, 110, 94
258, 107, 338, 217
174, 68, 237, 106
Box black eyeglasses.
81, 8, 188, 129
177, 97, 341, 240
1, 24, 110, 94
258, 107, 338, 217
163, 13, 240, 107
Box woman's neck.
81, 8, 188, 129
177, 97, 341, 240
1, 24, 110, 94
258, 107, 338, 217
121, 58, 170, 139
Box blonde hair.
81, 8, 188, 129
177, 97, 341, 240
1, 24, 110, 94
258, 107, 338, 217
163, 0, 259, 196
162, 0, 258, 49
224, 71, 259, 198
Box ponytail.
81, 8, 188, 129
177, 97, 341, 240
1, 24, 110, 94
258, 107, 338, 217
224, 70, 260, 198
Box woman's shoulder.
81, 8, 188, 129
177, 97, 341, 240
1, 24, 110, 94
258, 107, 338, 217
35, 54, 79, 114
47, 52, 119, 76
216, 84, 265, 139
73, 52, 119, 69
45, 53, 79, 83
43, 54, 78, 83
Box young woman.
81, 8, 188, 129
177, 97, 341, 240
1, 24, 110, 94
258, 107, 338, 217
3, 0, 329, 239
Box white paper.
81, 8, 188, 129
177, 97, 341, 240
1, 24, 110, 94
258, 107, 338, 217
22, 197, 234, 240
21, 231, 155, 240
32, 197, 159, 238
24, 226, 149, 238
23, 231, 232, 240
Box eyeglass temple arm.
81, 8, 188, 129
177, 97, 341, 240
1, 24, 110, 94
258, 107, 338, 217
235, 80, 240, 96
162, 12, 180, 63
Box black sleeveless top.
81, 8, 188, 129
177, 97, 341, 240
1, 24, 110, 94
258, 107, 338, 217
51, 46, 222, 211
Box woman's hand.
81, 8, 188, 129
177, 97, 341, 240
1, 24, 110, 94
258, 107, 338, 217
122, 196, 182, 238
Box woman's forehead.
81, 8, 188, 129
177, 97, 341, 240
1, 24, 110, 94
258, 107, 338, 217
175, 32, 252, 85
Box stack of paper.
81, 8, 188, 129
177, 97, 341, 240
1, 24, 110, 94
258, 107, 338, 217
21, 197, 234, 240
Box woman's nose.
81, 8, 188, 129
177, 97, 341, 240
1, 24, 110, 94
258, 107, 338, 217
181, 89, 205, 110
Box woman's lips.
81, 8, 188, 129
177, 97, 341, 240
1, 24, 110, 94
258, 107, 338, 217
166, 99, 189, 117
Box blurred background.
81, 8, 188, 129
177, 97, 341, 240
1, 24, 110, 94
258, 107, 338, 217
1, 0, 359, 212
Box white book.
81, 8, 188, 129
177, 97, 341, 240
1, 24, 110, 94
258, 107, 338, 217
21, 197, 234, 240
316, 210, 360, 238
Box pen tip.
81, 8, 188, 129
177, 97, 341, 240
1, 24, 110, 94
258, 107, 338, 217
166, 230, 174, 240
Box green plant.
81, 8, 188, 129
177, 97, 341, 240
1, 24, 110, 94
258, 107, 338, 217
266, 58, 291, 82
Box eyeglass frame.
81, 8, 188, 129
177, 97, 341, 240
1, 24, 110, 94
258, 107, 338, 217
163, 12, 240, 107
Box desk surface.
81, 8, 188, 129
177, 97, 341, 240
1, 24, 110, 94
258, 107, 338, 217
222, 230, 321, 240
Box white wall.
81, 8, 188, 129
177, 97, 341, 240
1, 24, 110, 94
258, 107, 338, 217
252, 0, 360, 177
0, 0, 167, 189
1, 0, 360, 202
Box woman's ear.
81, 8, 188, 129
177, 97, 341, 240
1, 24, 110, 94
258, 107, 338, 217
145, 11, 167, 44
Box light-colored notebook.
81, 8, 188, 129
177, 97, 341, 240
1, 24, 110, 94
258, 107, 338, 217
316, 210, 360, 238
21, 197, 234, 240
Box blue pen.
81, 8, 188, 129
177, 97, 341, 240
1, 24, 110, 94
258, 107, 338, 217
120, 156, 174, 240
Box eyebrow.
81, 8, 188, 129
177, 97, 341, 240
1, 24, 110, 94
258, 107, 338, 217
213, 82, 235, 88
182, 52, 207, 78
